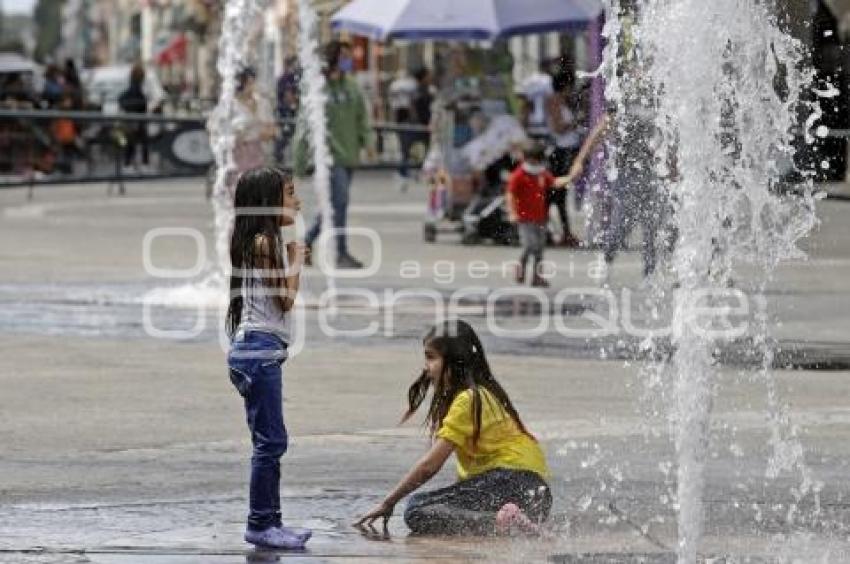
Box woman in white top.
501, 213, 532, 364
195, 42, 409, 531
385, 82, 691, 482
229, 67, 278, 194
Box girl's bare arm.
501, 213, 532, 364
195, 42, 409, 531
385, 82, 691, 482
354, 439, 454, 527
553, 176, 573, 189
384, 438, 454, 506
571, 113, 611, 176
253, 236, 305, 312
281, 242, 308, 312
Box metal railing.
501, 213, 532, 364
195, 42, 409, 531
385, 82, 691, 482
0, 109, 431, 194
3, 109, 847, 201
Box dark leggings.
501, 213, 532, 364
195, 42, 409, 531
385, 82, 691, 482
547, 146, 578, 236
124, 125, 149, 166
404, 469, 551, 535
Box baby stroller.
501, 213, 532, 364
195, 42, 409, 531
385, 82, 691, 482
461, 152, 518, 245
457, 114, 527, 245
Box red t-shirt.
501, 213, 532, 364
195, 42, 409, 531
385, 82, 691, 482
506, 165, 554, 224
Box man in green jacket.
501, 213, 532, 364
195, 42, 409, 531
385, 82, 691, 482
294, 40, 370, 269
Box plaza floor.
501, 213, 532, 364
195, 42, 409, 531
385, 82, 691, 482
1, 173, 849, 562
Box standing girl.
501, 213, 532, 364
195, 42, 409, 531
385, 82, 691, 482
355, 320, 552, 536
226, 167, 312, 549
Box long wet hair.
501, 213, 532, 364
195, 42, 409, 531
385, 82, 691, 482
225, 167, 290, 337
235, 66, 256, 94
403, 320, 533, 447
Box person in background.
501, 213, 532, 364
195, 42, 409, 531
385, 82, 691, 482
277, 56, 301, 99
294, 40, 370, 269
42, 64, 65, 109
118, 64, 150, 170
506, 142, 573, 287
389, 69, 418, 192
519, 64, 554, 141
566, 104, 672, 284
230, 67, 278, 191
410, 67, 434, 179
275, 57, 300, 163
63, 59, 84, 109
51, 93, 80, 173
275, 87, 298, 164
545, 69, 585, 248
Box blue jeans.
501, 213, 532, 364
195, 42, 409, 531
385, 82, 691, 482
228, 331, 289, 531
306, 165, 352, 257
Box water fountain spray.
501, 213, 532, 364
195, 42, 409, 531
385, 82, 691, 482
600, 1, 820, 561
296, 0, 336, 297
199, 0, 333, 312
208, 0, 269, 279
141, 0, 269, 311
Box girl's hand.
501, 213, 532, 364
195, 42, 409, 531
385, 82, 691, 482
286, 242, 309, 269
553, 176, 572, 189
354, 501, 394, 529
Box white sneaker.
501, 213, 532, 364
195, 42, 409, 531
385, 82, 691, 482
244, 526, 311, 549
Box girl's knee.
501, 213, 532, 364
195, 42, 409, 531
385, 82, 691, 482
523, 483, 552, 522
403, 506, 419, 532
403, 493, 428, 530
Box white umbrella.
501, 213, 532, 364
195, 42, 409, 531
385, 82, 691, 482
331, 0, 602, 41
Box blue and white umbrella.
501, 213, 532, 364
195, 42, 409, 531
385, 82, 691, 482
331, 0, 603, 41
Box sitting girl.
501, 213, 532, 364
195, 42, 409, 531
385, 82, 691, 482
355, 320, 551, 535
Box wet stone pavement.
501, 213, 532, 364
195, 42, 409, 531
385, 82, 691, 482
1, 177, 850, 562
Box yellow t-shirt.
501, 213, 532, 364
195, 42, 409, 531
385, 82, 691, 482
436, 388, 549, 481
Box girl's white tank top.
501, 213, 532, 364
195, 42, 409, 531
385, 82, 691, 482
236, 250, 292, 346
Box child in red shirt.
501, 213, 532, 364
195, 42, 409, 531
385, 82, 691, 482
506, 143, 571, 287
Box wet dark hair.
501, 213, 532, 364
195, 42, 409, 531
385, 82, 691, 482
236, 66, 257, 94
403, 320, 533, 447
524, 141, 548, 164
225, 167, 292, 337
